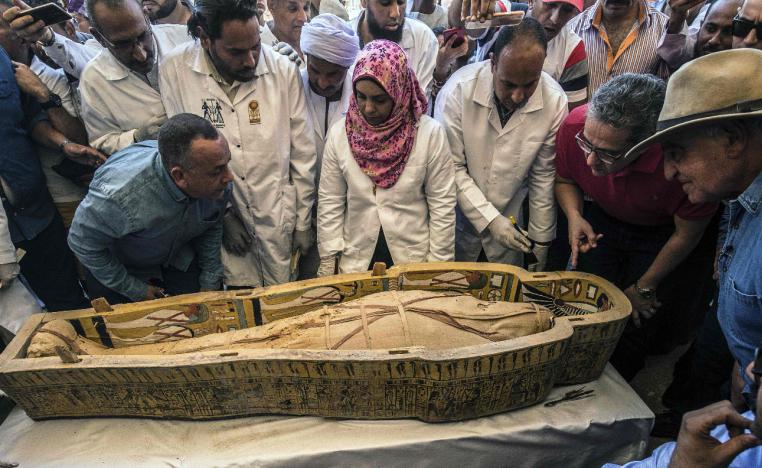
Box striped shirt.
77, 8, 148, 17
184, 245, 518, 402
569, 0, 670, 95
544, 26, 589, 105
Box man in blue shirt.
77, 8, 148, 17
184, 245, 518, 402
68, 113, 233, 303
0, 44, 102, 311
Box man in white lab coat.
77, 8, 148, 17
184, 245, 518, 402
160, 0, 316, 287
296, 13, 359, 278
435, 18, 568, 270
350, 0, 438, 97
77, 0, 190, 154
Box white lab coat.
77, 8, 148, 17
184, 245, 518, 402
42, 32, 101, 79
318, 115, 456, 274
349, 13, 438, 98
79, 24, 190, 155
301, 67, 352, 180
0, 204, 41, 335
160, 41, 316, 287
434, 62, 568, 265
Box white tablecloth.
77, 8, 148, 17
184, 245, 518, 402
0, 365, 653, 468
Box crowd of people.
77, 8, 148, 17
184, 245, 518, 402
1, 0, 761, 464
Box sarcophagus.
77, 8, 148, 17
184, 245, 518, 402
0, 263, 630, 422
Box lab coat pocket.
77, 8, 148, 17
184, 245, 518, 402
395, 164, 426, 203
280, 183, 297, 234
406, 239, 429, 263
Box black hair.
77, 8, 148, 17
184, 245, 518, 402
188, 0, 259, 40
491, 17, 547, 63
158, 113, 219, 170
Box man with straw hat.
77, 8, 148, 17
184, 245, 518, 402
625, 48, 762, 403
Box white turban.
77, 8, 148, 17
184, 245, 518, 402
300, 14, 360, 69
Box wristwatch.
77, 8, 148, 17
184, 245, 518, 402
40, 93, 63, 110
635, 281, 656, 299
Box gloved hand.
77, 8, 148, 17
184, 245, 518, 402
487, 216, 532, 253
134, 114, 167, 142
272, 42, 303, 67
0, 261, 20, 290
527, 244, 549, 272
317, 255, 337, 277
293, 228, 314, 254
222, 212, 251, 256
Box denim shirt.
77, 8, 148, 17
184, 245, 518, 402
717, 172, 762, 390
68, 141, 229, 301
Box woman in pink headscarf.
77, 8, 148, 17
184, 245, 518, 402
316, 40, 456, 276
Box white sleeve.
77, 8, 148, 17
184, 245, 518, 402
287, 65, 318, 231
79, 75, 138, 154
416, 26, 439, 99
316, 127, 347, 258
527, 95, 568, 243
42, 33, 100, 79
423, 123, 456, 262
0, 203, 15, 264
434, 78, 500, 233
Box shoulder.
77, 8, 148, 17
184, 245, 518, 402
162, 40, 196, 67
563, 104, 588, 129
417, 114, 445, 135
262, 45, 300, 77
153, 24, 191, 47
327, 116, 349, 143
406, 17, 437, 43
80, 50, 112, 83
540, 72, 567, 103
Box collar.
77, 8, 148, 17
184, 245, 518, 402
99, 35, 159, 82
352, 11, 415, 50
473, 62, 545, 114
188, 40, 269, 80
152, 150, 189, 203
737, 172, 762, 215
584, 0, 650, 31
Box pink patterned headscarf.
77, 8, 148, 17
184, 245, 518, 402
345, 40, 428, 189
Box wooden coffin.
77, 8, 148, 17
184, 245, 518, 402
0, 263, 630, 422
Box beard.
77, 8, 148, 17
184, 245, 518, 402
208, 47, 257, 83
146, 0, 178, 21
366, 8, 404, 44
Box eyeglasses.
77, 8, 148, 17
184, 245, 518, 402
575, 131, 627, 165
98, 17, 154, 52
732, 15, 762, 38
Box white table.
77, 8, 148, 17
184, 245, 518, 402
0, 365, 653, 468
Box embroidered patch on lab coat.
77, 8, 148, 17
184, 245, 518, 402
248, 100, 261, 125
202, 98, 225, 128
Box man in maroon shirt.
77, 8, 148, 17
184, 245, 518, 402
554, 73, 717, 380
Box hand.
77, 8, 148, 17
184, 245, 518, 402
668, 400, 760, 468
527, 244, 549, 272
11, 61, 49, 102
461, 0, 495, 21
567, 213, 602, 269
292, 228, 314, 254
0, 262, 21, 290
2, 0, 53, 43
145, 284, 167, 300
272, 42, 303, 67
668, 0, 705, 18
317, 255, 337, 277
222, 212, 251, 256
487, 215, 532, 253
62, 143, 107, 167
624, 283, 661, 328
133, 114, 167, 142
434, 34, 470, 80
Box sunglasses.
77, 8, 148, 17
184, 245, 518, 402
732, 15, 762, 38
575, 131, 627, 165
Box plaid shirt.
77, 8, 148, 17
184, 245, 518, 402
569, 0, 670, 95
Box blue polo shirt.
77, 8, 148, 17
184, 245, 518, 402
0, 47, 56, 242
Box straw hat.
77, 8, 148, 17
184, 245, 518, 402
625, 48, 762, 159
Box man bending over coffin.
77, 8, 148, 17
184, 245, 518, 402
68, 114, 233, 304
